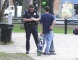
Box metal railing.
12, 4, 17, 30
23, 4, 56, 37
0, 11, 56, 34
12, 18, 78, 34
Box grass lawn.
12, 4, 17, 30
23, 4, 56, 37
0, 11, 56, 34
13, 24, 25, 32
3, 20, 74, 34
12, 23, 74, 34
0, 52, 35, 60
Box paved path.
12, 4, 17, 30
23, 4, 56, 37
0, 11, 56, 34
0, 33, 78, 60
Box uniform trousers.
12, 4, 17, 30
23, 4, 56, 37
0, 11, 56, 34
25, 25, 38, 52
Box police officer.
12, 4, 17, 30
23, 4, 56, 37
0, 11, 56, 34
23, 5, 39, 54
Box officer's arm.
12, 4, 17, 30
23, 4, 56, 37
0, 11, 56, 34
31, 11, 39, 21
23, 11, 31, 22
31, 17, 39, 22
23, 18, 31, 22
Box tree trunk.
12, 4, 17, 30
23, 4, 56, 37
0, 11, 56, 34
20, 0, 30, 29
13, 0, 17, 18
0, 0, 8, 22
22, 0, 30, 16
49, 0, 54, 14
37, 0, 41, 16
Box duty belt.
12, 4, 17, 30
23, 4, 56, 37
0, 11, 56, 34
26, 23, 36, 26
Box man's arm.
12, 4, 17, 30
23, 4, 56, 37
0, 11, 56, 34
50, 20, 56, 29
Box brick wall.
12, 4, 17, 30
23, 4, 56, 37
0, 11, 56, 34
53, 0, 60, 15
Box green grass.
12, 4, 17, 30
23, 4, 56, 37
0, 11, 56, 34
53, 28, 64, 33
0, 52, 7, 55
54, 28, 73, 34
12, 23, 74, 34
0, 52, 35, 60
3, 20, 74, 34
13, 24, 25, 32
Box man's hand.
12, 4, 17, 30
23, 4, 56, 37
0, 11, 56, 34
50, 25, 53, 29
50, 20, 56, 29
40, 32, 43, 36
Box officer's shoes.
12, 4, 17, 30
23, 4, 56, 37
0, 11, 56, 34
26, 51, 29, 54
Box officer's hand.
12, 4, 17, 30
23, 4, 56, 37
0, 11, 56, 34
23, 18, 32, 22
29, 18, 32, 21
31, 17, 36, 21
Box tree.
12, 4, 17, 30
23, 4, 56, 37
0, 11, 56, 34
13, 0, 17, 18
16, 0, 23, 6
49, 0, 54, 14
33, 0, 42, 11
20, 0, 31, 28
33, 0, 42, 15
13, 0, 31, 18
22, 0, 32, 17
13, 0, 23, 18
41, 0, 54, 14
0, 0, 8, 22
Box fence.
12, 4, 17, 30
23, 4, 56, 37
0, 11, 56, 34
55, 19, 78, 34
12, 18, 78, 34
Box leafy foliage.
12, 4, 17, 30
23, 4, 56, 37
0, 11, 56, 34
16, 0, 23, 6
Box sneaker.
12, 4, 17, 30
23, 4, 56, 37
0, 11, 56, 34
26, 51, 29, 54
46, 53, 50, 55
42, 52, 50, 55
42, 52, 46, 55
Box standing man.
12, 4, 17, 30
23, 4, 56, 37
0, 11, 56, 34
40, 6, 55, 55
23, 5, 39, 54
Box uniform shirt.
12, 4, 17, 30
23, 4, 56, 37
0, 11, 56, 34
40, 13, 55, 34
23, 10, 39, 24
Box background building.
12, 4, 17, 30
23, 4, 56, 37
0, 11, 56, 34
54, 0, 60, 18
53, 0, 78, 18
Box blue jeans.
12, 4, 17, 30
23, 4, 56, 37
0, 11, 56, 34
43, 30, 54, 54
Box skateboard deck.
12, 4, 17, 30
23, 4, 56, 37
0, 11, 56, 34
37, 35, 43, 56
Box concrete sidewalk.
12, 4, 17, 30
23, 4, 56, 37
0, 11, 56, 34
0, 33, 78, 60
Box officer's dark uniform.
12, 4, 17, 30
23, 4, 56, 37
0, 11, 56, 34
23, 10, 39, 52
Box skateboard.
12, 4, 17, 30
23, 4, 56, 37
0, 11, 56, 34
37, 35, 43, 56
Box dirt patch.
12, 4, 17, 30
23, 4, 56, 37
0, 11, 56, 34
0, 53, 35, 60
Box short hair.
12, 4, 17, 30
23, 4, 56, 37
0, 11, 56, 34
44, 6, 50, 12
29, 5, 34, 8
